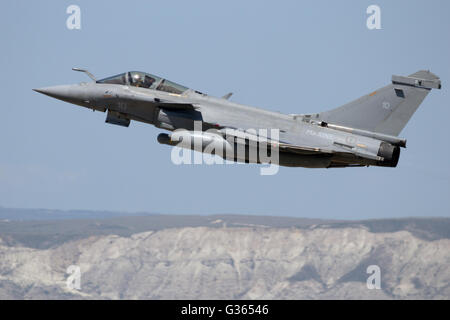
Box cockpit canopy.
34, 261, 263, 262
97, 71, 189, 94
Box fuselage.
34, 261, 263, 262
34, 77, 401, 168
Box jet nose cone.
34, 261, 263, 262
33, 85, 68, 99
33, 88, 51, 96
32, 84, 87, 106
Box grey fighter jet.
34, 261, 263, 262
34, 69, 441, 168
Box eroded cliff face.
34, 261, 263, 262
0, 226, 449, 299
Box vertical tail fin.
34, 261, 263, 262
317, 70, 441, 136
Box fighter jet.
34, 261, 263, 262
34, 68, 441, 168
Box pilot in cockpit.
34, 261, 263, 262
131, 73, 155, 88
131, 73, 144, 87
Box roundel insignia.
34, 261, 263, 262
382, 101, 391, 110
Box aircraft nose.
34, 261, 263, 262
33, 85, 71, 99
33, 87, 51, 95
33, 84, 88, 106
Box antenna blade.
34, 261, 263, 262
222, 92, 233, 100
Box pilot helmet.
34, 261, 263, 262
131, 73, 144, 85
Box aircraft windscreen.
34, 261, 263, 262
96, 73, 127, 85
97, 71, 189, 94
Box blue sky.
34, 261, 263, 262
1, 0, 449, 219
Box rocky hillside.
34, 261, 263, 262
0, 220, 449, 299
